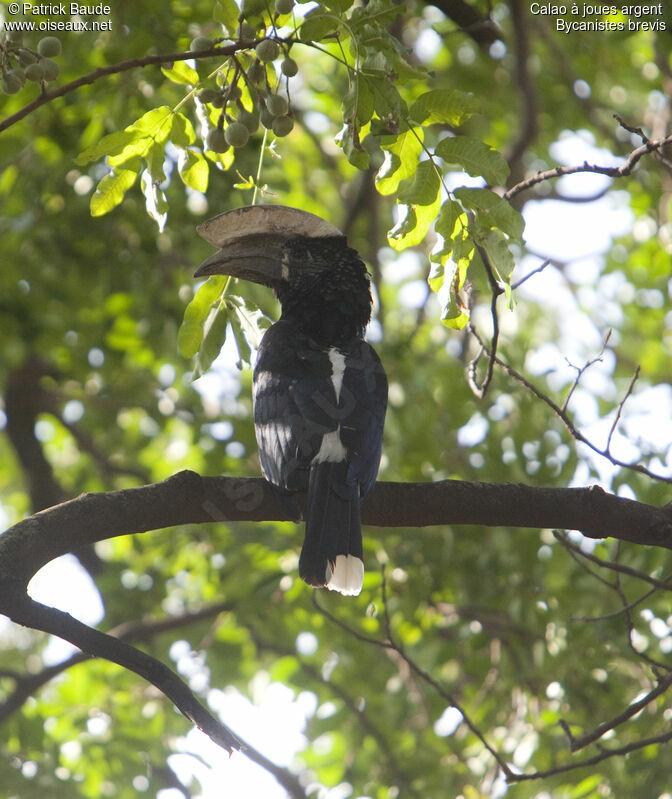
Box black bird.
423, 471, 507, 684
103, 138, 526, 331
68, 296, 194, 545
194, 205, 387, 596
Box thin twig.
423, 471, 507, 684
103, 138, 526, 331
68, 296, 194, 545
510, 258, 550, 290
562, 330, 612, 413
467, 327, 672, 484
504, 132, 672, 201
606, 366, 641, 454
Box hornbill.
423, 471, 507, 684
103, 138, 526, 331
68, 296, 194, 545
194, 205, 387, 596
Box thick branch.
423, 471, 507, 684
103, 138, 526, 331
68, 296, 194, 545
1, 473, 671, 590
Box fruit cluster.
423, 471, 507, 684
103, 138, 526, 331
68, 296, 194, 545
192, 0, 299, 153
1, 33, 62, 94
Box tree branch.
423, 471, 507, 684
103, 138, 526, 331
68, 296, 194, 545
504, 129, 672, 201
0, 43, 251, 134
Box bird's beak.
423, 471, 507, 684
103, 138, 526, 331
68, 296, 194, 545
194, 235, 285, 285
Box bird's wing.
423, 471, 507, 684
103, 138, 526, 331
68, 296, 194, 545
339, 340, 388, 496
253, 321, 339, 491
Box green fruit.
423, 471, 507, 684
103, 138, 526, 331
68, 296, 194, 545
272, 115, 294, 137
211, 93, 227, 108
24, 63, 45, 82
7, 68, 26, 86
225, 84, 242, 101
280, 57, 298, 77
206, 128, 229, 153
275, 0, 294, 14
260, 107, 275, 129
247, 60, 265, 85
238, 110, 260, 134
2, 72, 23, 94
266, 94, 288, 117
37, 36, 62, 57
199, 88, 220, 104
190, 36, 214, 51
40, 58, 60, 82
224, 121, 250, 148
255, 39, 279, 63
17, 49, 38, 66
238, 22, 256, 39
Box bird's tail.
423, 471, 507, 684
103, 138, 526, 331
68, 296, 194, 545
299, 460, 364, 596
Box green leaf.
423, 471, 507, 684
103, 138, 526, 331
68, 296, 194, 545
195, 303, 230, 377
436, 136, 509, 185
179, 149, 209, 192
435, 199, 466, 251
441, 249, 473, 329
300, 7, 337, 42
78, 107, 175, 168
344, 75, 374, 126
76, 130, 140, 165
172, 112, 197, 147
409, 89, 477, 127
397, 160, 440, 206
214, 0, 241, 34
146, 143, 166, 183
367, 76, 407, 121
178, 276, 228, 359
127, 106, 175, 141
474, 227, 514, 279
376, 126, 423, 196
387, 183, 441, 252
339, 125, 370, 170
90, 160, 140, 217
161, 61, 199, 85
454, 187, 524, 241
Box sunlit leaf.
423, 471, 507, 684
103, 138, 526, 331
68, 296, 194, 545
179, 149, 209, 192
90, 160, 140, 217
376, 126, 423, 196
409, 89, 477, 126
437, 136, 510, 185
161, 61, 199, 85
454, 187, 525, 241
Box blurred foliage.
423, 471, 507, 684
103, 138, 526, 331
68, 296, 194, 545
1, 0, 672, 797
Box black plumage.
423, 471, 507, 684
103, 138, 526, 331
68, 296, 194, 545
194, 206, 387, 596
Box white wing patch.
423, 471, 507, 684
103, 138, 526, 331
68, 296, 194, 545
313, 347, 347, 464
326, 555, 364, 596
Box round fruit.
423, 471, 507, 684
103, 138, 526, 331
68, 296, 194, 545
17, 49, 38, 66
255, 38, 279, 63
260, 107, 275, 130
40, 58, 60, 81
206, 128, 229, 153
266, 94, 288, 117
37, 36, 62, 57
225, 84, 242, 101
224, 121, 250, 148
2, 72, 23, 94
25, 63, 45, 82
280, 57, 298, 77
199, 88, 220, 104
272, 115, 294, 137
238, 110, 260, 134
190, 36, 214, 51
247, 60, 265, 85
7, 68, 26, 86
238, 22, 256, 39
275, 0, 294, 14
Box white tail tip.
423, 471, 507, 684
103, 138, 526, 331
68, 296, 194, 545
326, 555, 364, 596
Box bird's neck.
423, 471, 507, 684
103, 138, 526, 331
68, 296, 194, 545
275, 244, 373, 348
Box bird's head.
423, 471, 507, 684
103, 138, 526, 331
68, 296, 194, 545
193, 205, 345, 288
